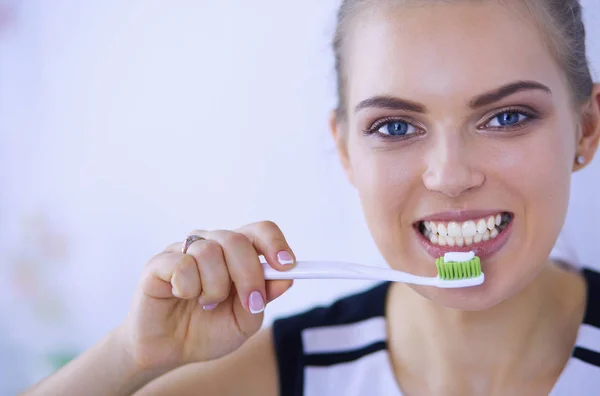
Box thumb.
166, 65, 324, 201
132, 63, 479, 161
266, 280, 293, 303
229, 280, 292, 337
230, 288, 264, 337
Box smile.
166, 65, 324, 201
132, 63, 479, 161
417, 212, 513, 247
414, 211, 514, 260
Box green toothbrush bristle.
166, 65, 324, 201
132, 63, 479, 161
436, 256, 481, 280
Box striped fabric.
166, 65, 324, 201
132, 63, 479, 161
273, 269, 600, 396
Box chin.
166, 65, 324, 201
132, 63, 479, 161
420, 286, 508, 311
412, 265, 540, 311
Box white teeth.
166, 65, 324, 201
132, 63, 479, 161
437, 223, 448, 237
462, 221, 477, 238
422, 213, 508, 246
487, 216, 495, 231
430, 222, 438, 234
477, 219, 487, 234
447, 222, 462, 237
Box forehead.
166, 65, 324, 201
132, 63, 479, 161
344, 1, 567, 109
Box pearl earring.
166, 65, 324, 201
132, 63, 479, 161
576, 155, 585, 165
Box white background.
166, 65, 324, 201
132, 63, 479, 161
0, 0, 598, 392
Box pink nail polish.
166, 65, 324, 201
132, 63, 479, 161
277, 251, 294, 265
248, 291, 265, 314
202, 303, 218, 311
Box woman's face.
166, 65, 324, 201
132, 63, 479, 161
335, 1, 583, 310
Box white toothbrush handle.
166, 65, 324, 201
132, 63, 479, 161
262, 261, 484, 288
262, 261, 439, 286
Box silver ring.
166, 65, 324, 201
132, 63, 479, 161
182, 235, 206, 254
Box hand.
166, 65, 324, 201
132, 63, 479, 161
120, 221, 296, 371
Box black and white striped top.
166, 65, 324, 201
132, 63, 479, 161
273, 268, 600, 396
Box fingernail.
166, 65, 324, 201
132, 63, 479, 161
248, 291, 265, 314
202, 303, 218, 311
277, 251, 294, 265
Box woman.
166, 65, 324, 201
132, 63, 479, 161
23, 0, 600, 395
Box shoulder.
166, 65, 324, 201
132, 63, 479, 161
272, 282, 391, 396
274, 281, 390, 333
552, 268, 600, 394
581, 267, 600, 329
573, 268, 600, 368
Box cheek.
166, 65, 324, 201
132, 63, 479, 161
499, 127, 573, 214
347, 140, 421, 238
487, 123, 574, 263
496, 142, 569, 204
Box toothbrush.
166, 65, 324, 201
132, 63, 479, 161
262, 251, 484, 289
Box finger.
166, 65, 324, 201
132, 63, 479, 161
165, 241, 183, 253
183, 239, 231, 307
142, 252, 201, 300
206, 230, 266, 315
266, 279, 293, 303
164, 232, 207, 254
238, 221, 296, 271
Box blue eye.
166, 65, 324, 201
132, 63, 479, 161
376, 121, 418, 136
487, 111, 529, 128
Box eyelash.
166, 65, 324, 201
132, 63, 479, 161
479, 106, 540, 132
362, 116, 423, 141
363, 107, 541, 141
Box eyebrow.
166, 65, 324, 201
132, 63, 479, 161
468, 80, 552, 108
354, 96, 426, 114
353, 80, 552, 114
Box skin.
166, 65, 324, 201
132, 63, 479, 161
22, 1, 600, 396
330, 2, 600, 393
337, 0, 588, 311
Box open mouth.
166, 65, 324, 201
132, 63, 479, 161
416, 212, 513, 248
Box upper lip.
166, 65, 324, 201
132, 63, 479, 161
416, 210, 508, 223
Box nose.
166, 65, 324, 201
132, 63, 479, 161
422, 135, 485, 197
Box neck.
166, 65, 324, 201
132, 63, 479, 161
387, 262, 586, 394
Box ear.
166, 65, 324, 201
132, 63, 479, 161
329, 110, 355, 186
574, 83, 600, 171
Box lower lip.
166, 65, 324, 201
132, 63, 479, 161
415, 219, 513, 260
